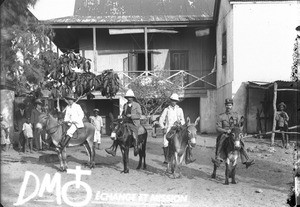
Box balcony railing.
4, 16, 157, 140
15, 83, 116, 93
114, 69, 216, 90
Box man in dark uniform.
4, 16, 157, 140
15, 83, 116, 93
106, 89, 142, 156
212, 98, 255, 168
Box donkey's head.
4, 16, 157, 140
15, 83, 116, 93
228, 116, 245, 150
185, 116, 200, 147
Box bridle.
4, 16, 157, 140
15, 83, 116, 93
43, 114, 63, 135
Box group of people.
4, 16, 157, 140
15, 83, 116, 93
5, 88, 290, 168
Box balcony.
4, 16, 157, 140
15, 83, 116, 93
114, 69, 216, 97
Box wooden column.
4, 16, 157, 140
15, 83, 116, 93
144, 27, 148, 72
93, 27, 97, 73
271, 82, 278, 145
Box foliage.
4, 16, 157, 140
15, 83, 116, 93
128, 71, 183, 116
291, 36, 299, 82
1, 0, 54, 96
44, 51, 120, 100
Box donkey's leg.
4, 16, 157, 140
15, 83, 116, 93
142, 141, 147, 170
83, 141, 95, 169
211, 163, 218, 179
225, 162, 230, 185
57, 151, 65, 172
62, 148, 68, 171
122, 147, 129, 173
231, 165, 237, 184
137, 150, 142, 170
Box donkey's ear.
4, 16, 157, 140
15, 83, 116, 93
109, 112, 114, 121
229, 117, 234, 125
186, 117, 191, 125
239, 116, 245, 127
194, 116, 201, 125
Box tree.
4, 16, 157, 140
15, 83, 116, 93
43, 51, 120, 110
128, 71, 183, 118
1, 0, 53, 96
291, 35, 300, 82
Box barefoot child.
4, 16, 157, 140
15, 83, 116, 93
23, 117, 33, 153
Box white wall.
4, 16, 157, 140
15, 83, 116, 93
232, 2, 300, 94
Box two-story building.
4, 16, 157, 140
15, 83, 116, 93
45, 0, 229, 134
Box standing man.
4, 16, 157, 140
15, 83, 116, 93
14, 102, 27, 151
31, 99, 43, 151
275, 102, 289, 148
105, 89, 142, 156
59, 94, 85, 151
159, 93, 195, 165
90, 108, 103, 150
212, 98, 255, 168
1, 113, 11, 151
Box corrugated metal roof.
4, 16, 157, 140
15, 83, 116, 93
248, 80, 300, 89
45, 0, 216, 24
45, 14, 212, 24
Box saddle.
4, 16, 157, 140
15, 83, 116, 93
63, 123, 87, 140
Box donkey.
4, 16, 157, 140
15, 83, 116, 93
37, 112, 96, 171
166, 117, 200, 178
211, 117, 245, 184
109, 115, 148, 173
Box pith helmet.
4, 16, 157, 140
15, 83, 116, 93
225, 98, 233, 105
125, 89, 135, 98
170, 93, 180, 102
65, 93, 76, 100
278, 102, 286, 109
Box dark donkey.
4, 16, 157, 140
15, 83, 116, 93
211, 117, 245, 185
109, 114, 148, 173
166, 117, 200, 178
37, 112, 96, 171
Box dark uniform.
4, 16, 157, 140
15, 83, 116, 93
213, 99, 254, 168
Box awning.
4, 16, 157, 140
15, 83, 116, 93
109, 28, 178, 35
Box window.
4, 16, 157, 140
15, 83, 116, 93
222, 32, 227, 65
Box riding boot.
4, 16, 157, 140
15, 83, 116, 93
211, 144, 224, 166
240, 146, 255, 169
59, 135, 71, 152
163, 147, 168, 164
185, 146, 196, 165
105, 141, 117, 156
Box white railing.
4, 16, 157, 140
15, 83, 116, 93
114, 69, 216, 90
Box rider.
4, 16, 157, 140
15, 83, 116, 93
58, 93, 85, 151
159, 93, 195, 165
105, 89, 142, 156
211, 98, 255, 168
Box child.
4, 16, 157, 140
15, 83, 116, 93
89, 109, 103, 150
275, 102, 289, 148
0, 114, 11, 151
22, 117, 33, 153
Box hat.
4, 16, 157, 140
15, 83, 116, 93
125, 89, 135, 98
93, 108, 100, 112
35, 99, 43, 105
170, 93, 180, 102
225, 98, 233, 105
278, 102, 286, 109
65, 93, 76, 100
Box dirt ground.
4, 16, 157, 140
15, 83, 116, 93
0, 133, 295, 207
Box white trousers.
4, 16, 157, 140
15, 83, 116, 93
94, 130, 101, 143
67, 124, 77, 137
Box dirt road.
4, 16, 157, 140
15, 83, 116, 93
1, 134, 294, 207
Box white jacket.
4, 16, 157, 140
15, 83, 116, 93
159, 105, 185, 129
64, 103, 84, 128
